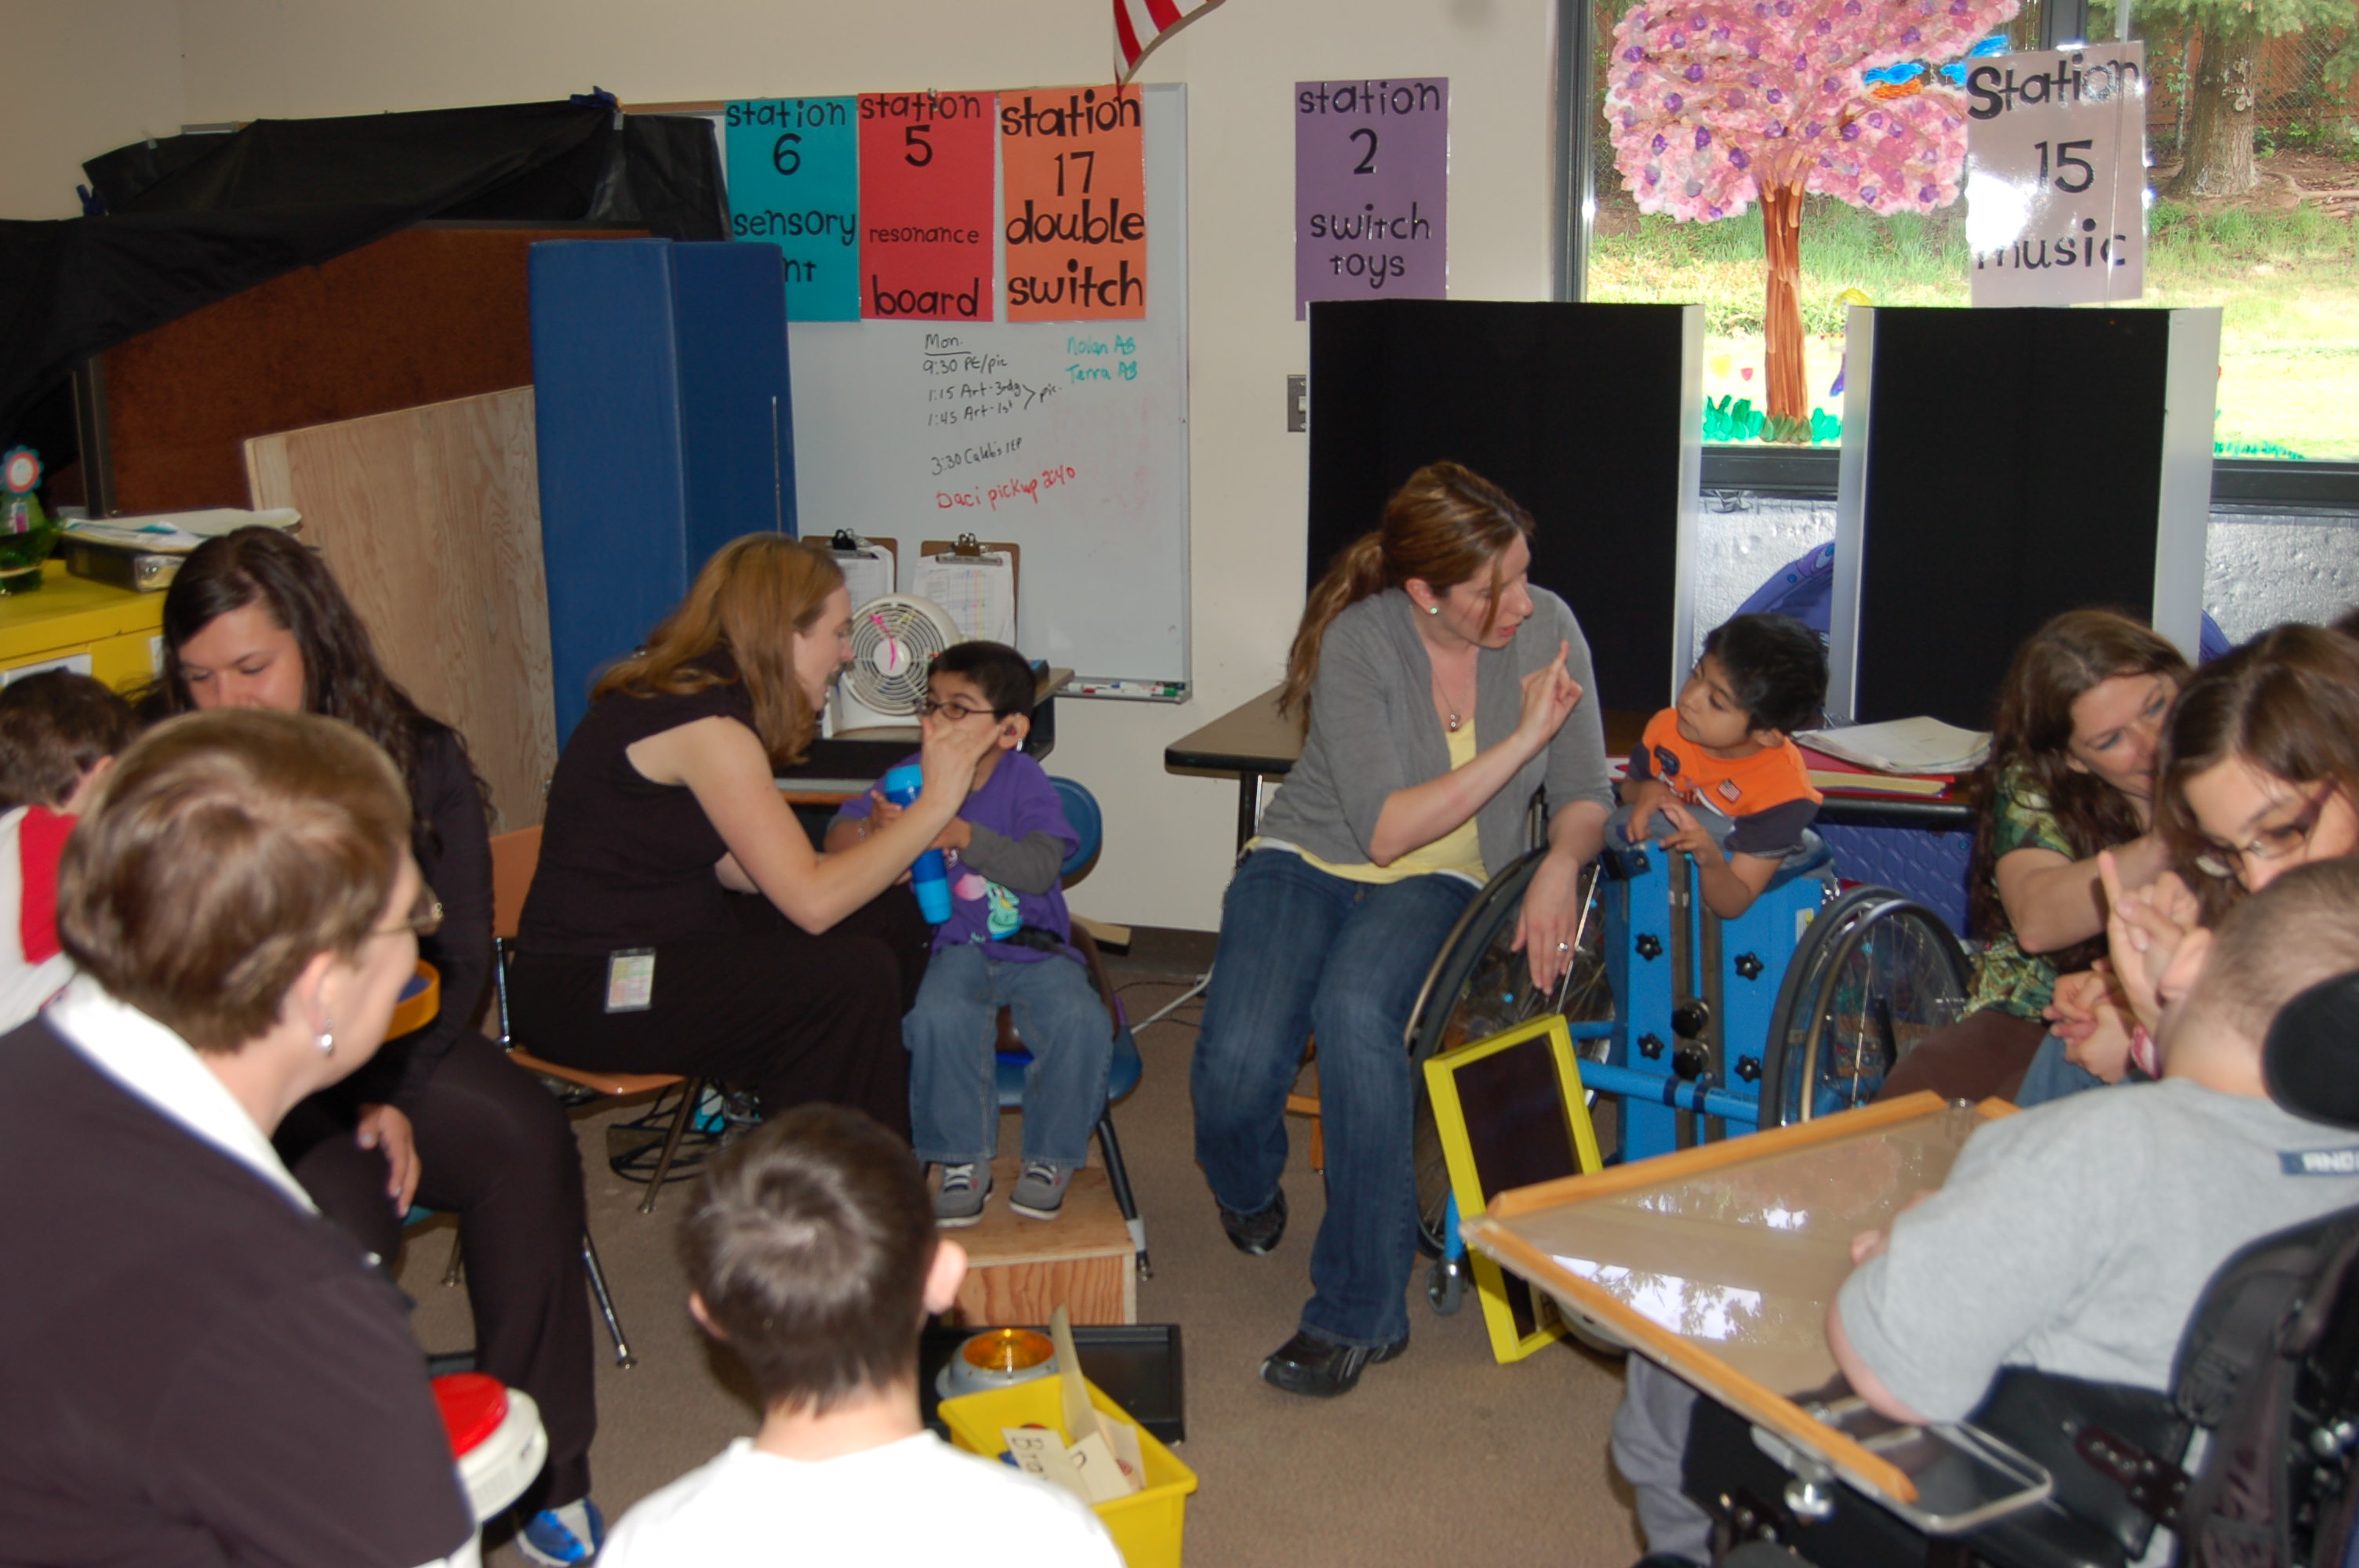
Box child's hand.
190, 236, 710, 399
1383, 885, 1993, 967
1515, 641, 1584, 746
2100, 853, 2198, 1030
1618, 779, 1669, 843
2063, 1002, 2136, 1083
1652, 801, 1716, 858
2042, 964, 2121, 1044
866, 789, 903, 827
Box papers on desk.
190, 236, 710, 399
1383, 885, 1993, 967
1797, 717, 1990, 777
62, 507, 300, 554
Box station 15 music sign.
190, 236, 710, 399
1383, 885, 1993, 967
1965, 43, 2147, 307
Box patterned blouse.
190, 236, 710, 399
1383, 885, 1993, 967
1963, 768, 2077, 1020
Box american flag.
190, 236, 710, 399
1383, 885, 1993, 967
1114, 0, 1229, 83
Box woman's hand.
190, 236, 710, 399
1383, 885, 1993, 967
918, 708, 999, 802
1514, 641, 1584, 750
2099, 852, 2200, 1030
1511, 848, 1590, 993
355, 1103, 421, 1211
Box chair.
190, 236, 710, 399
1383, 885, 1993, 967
489, 827, 712, 1216
988, 779, 1153, 1275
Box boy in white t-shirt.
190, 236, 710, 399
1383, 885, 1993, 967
598, 1104, 1121, 1568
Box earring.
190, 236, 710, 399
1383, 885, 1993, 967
315, 1016, 335, 1057
1426, 604, 1440, 615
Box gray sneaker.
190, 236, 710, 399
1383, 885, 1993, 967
935, 1163, 990, 1227
1009, 1161, 1074, 1221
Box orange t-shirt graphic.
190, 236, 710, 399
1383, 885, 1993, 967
1630, 708, 1822, 858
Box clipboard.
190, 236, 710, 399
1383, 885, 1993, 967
917, 535, 1020, 645
828, 531, 898, 608
1463, 1092, 2016, 1508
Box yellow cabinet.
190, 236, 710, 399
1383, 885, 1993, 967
0, 561, 167, 693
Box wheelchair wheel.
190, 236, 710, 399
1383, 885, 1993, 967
1405, 852, 1610, 1259
1756, 885, 1971, 1127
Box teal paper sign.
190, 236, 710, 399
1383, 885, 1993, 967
725, 97, 860, 321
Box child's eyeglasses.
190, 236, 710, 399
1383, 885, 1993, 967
2192, 783, 2338, 880
374, 884, 445, 938
920, 697, 994, 722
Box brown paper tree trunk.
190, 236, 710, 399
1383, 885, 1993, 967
1760, 180, 1809, 432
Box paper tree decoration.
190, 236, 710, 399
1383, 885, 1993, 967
1606, 0, 2020, 434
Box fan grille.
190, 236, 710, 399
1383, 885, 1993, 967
846, 598, 957, 714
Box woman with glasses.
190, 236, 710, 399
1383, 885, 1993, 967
1877, 610, 2188, 1105
152, 528, 602, 1563
0, 710, 478, 1566
2055, 622, 2359, 1085
507, 535, 995, 1140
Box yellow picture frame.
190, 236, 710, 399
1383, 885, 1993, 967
1421, 1014, 1605, 1364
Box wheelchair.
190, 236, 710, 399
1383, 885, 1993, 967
1402, 822, 1972, 1315
1670, 973, 2359, 1568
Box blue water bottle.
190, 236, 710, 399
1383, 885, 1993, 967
881, 762, 954, 924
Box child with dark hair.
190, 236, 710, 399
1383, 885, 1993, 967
0, 671, 136, 1029
599, 1105, 1119, 1566
827, 641, 1112, 1225
1617, 612, 1829, 919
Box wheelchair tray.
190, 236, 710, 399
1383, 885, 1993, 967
1462, 1092, 2017, 1511
1772, 1397, 2055, 1535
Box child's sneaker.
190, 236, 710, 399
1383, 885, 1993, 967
518, 1497, 604, 1565
1009, 1160, 1074, 1220
935, 1163, 990, 1227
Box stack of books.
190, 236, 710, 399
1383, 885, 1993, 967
1797, 717, 1991, 799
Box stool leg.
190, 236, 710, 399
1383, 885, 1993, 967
581, 1230, 636, 1369
1095, 1112, 1151, 1279
639, 1079, 704, 1215
442, 1230, 464, 1288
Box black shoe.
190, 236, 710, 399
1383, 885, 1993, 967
1217, 1188, 1288, 1256
1259, 1328, 1408, 1397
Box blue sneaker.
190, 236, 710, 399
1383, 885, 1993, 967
518, 1497, 604, 1565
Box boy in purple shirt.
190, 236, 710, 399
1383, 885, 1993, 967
829, 642, 1112, 1225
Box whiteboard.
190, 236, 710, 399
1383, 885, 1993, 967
784, 83, 1189, 690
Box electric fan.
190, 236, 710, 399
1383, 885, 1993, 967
830, 593, 964, 734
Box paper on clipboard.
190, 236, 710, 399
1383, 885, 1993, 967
829, 536, 897, 610
914, 550, 1016, 644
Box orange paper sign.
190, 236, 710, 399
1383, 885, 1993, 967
860, 90, 997, 321
1000, 85, 1147, 321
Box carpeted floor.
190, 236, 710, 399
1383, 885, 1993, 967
399, 934, 1644, 1566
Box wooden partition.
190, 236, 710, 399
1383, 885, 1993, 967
94, 224, 639, 515
245, 387, 556, 833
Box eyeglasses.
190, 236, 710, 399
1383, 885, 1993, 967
2192, 783, 2339, 880
919, 696, 994, 722
374, 884, 445, 939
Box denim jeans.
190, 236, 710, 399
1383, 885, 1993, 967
1192, 849, 1478, 1348
906, 943, 1113, 1169
2015, 1029, 2110, 1107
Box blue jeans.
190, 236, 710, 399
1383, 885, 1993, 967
2015, 1029, 2109, 1107
906, 943, 1113, 1168
1192, 849, 1478, 1348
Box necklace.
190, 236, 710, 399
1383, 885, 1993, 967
1434, 662, 1475, 734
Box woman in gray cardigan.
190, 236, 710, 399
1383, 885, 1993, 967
1193, 462, 1612, 1398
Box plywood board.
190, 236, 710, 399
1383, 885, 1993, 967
948, 1157, 1137, 1326
245, 387, 555, 833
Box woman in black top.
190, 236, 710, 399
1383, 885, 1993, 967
151, 528, 601, 1559
509, 534, 993, 1134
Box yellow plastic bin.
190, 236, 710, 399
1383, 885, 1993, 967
938, 1374, 1198, 1568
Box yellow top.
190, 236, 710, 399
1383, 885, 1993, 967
0, 561, 165, 656
1292, 723, 1487, 885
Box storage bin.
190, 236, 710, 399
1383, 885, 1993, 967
937, 1373, 1197, 1568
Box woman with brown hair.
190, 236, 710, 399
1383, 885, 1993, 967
152, 525, 602, 1563
2075, 622, 2359, 1058
509, 534, 995, 1136
0, 710, 475, 1566
1191, 461, 1612, 1398
1878, 609, 2187, 1104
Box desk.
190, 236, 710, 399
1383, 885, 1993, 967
1165, 686, 1652, 851
0, 560, 167, 691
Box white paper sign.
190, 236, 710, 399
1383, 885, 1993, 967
1963, 43, 2146, 307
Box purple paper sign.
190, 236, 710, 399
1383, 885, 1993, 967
1296, 78, 1448, 320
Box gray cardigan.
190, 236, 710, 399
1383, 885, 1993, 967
1256, 587, 1614, 879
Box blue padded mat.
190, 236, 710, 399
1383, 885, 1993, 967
1817, 821, 1975, 939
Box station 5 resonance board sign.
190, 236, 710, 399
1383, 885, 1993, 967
1964, 43, 2146, 307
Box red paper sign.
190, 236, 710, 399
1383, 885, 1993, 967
1000, 85, 1147, 321
858, 90, 997, 321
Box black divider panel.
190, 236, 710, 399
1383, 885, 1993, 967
1856, 308, 2172, 728
1307, 300, 1692, 716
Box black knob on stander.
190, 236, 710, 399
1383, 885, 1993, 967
1734, 952, 1765, 982
1634, 933, 1664, 962
1670, 1000, 1710, 1040
1735, 1056, 1763, 1083
1637, 1032, 1667, 1060
1672, 1044, 1708, 1081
